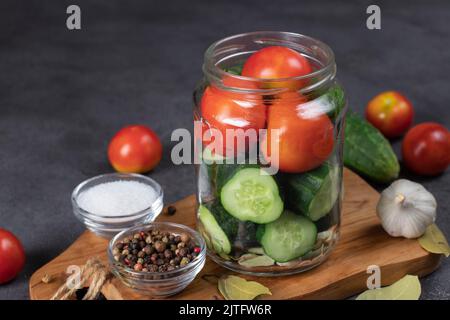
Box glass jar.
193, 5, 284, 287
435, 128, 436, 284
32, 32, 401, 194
193, 32, 346, 276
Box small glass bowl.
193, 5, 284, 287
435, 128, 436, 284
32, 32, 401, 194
72, 173, 164, 238
108, 222, 206, 297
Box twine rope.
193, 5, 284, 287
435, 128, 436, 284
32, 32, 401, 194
50, 257, 110, 300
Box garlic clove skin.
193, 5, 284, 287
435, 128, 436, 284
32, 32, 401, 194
377, 179, 437, 239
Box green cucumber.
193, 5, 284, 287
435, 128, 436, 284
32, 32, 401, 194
344, 112, 400, 183
284, 163, 340, 221
259, 211, 317, 262
198, 205, 231, 254
220, 167, 283, 224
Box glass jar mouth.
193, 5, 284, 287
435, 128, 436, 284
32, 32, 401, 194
203, 31, 336, 94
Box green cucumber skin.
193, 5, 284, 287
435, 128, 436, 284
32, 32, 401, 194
215, 163, 258, 193
198, 205, 232, 254
206, 202, 258, 249
260, 211, 317, 262
344, 112, 400, 183
205, 202, 239, 240
284, 164, 334, 221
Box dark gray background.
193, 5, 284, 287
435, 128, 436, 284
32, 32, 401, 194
0, 0, 449, 299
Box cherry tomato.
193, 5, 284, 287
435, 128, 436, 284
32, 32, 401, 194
366, 91, 414, 138
242, 46, 312, 89
200, 83, 266, 156
402, 122, 450, 176
108, 125, 162, 173
261, 92, 334, 173
0, 229, 25, 284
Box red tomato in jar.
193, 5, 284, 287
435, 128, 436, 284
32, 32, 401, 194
242, 46, 312, 89
200, 80, 266, 156
261, 92, 334, 173
0, 229, 25, 284
366, 91, 414, 138
108, 125, 162, 173
402, 122, 450, 176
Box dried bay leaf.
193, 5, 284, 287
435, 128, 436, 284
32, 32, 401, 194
247, 247, 265, 255
419, 224, 450, 257
356, 275, 421, 300
238, 254, 275, 267
218, 275, 271, 300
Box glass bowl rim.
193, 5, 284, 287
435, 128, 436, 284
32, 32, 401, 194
72, 173, 163, 220
108, 222, 206, 280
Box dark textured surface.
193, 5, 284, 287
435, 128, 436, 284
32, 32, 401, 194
0, 0, 449, 299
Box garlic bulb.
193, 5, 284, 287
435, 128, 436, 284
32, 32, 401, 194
377, 179, 437, 239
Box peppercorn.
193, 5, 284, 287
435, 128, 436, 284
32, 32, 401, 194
180, 257, 190, 267
114, 228, 200, 273
179, 247, 188, 257
164, 249, 173, 259
143, 245, 153, 255
149, 264, 158, 272
156, 258, 165, 266
167, 206, 177, 216
154, 240, 166, 253
180, 233, 190, 243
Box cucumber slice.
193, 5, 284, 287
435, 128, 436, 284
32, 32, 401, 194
285, 163, 340, 221
260, 211, 317, 262
220, 167, 283, 224
198, 205, 231, 254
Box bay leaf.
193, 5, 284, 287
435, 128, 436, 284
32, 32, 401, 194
418, 224, 450, 257
218, 275, 272, 300
356, 275, 421, 300
238, 254, 275, 267
247, 247, 265, 255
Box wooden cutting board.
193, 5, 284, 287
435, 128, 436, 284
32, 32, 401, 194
29, 169, 441, 300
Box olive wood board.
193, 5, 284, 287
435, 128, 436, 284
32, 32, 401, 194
29, 169, 441, 300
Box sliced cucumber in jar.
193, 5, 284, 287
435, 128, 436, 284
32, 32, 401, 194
285, 163, 339, 221
259, 211, 317, 262
220, 167, 283, 224
198, 205, 231, 254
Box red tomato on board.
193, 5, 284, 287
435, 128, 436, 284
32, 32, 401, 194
366, 91, 414, 138
200, 82, 266, 156
0, 229, 25, 284
402, 122, 450, 176
242, 46, 312, 89
261, 92, 334, 173
108, 125, 162, 173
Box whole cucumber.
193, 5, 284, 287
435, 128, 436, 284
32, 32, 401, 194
344, 112, 400, 183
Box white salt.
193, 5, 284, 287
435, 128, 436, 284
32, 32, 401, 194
77, 180, 157, 216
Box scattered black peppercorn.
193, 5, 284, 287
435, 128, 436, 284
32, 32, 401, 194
166, 206, 177, 216
113, 229, 201, 273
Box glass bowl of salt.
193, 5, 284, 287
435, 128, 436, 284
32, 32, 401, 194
72, 173, 164, 238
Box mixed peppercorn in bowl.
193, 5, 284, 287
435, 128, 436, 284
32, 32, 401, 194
108, 222, 206, 297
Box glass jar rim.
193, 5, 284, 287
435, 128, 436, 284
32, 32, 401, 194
202, 31, 336, 94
